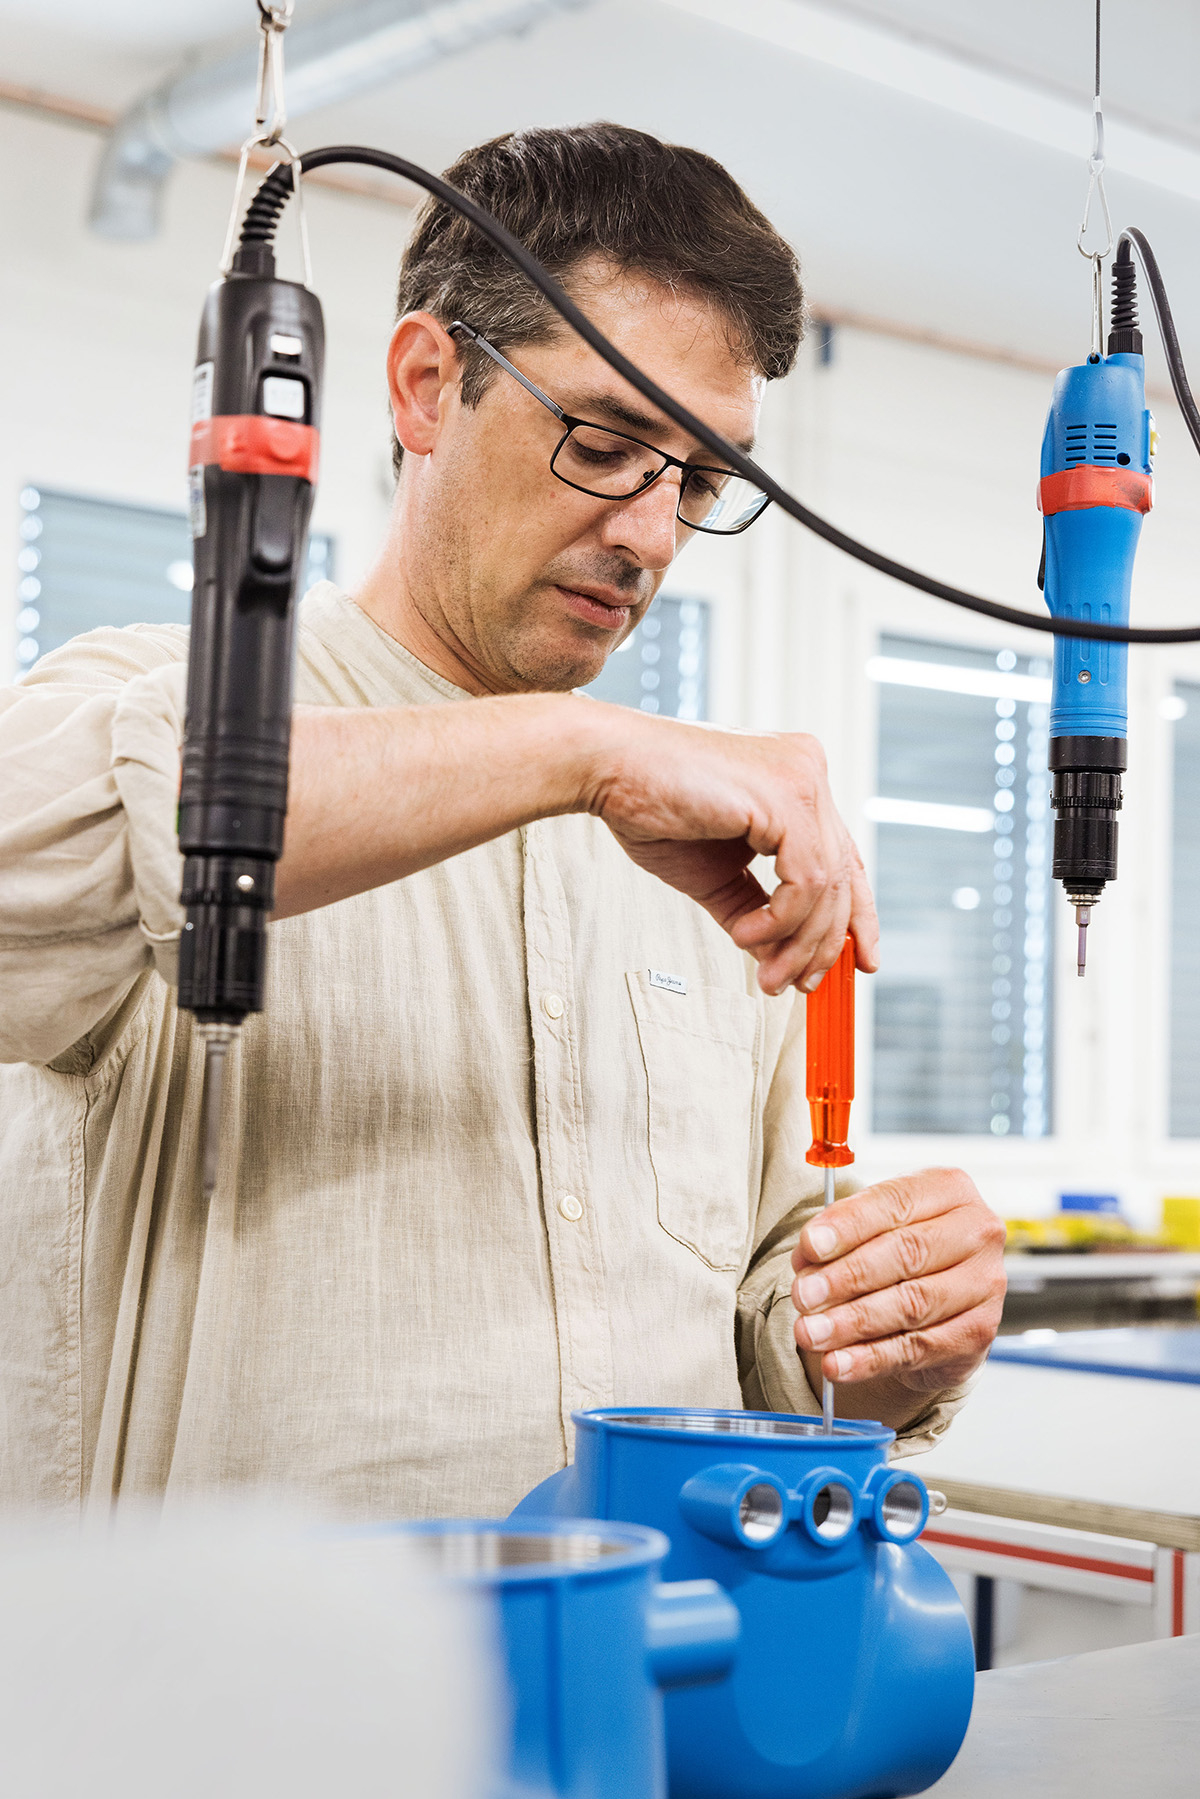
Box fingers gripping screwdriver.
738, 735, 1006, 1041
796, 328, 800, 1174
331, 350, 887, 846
178, 229, 324, 1196
1039, 248, 1154, 975
805, 935, 856, 1433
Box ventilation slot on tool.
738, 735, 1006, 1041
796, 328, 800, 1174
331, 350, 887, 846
1064, 425, 1088, 465
1092, 424, 1118, 462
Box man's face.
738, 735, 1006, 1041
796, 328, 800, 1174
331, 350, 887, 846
393, 261, 763, 694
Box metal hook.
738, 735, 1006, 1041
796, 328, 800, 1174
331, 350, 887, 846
1077, 99, 1113, 264
1084, 252, 1105, 360
256, 0, 296, 47
254, 3, 293, 146
1077, 77, 1112, 360
218, 2, 311, 289
285, 143, 313, 292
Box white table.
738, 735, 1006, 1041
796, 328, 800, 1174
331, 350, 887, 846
913, 1355, 1200, 1651
925, 1635, 1199, 1798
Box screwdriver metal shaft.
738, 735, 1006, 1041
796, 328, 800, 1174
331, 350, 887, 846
1075, 902, 1091, 977
198, 1023, 238, 1200
821, 1164, 837, 1433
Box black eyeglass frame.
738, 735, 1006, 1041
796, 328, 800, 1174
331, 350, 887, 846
448, 321, 770, 536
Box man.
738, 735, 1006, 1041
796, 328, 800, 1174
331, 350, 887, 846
0, 124, 1004, 1517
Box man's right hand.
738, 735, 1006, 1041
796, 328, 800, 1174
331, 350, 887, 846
277, 693, 877, 992
581, 709, 877, 993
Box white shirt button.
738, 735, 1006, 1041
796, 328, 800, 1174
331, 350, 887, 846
542, 992, 565, 1020
558, 1193, 583, 1222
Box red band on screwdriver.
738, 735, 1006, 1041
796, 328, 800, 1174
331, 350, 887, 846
1038, 465, 1153, 517
190, 415, 319, 482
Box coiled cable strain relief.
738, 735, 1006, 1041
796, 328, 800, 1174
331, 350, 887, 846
1108, 249, 1143, 353
238, 165, 293, 248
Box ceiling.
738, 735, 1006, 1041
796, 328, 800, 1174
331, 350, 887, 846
3, 0, 1200, 378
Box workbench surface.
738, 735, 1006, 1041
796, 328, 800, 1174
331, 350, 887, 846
991, 1325, 1200, 1382
912, 1357, 1200, 1545
925, 1634, 1199, 1797
1004, 1252, 1200, 1281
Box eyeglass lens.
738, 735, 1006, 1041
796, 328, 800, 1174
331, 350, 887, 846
555, 424, 665, 495
554, 424, 767, 534
679, 470, 770, 533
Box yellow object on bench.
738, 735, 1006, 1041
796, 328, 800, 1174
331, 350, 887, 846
1162, 1196, 1200, 1250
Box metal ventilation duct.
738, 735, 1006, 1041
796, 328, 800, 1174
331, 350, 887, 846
90, 0, 595, 240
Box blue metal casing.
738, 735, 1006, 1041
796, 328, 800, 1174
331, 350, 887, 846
361, 1517, 738, 1799
1040, 352, 1151, 739
514, 1408, 975, 1799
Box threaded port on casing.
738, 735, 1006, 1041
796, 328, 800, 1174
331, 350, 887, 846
862, 1468, 931, 1542
880, 1480, 925, 1540
678, 1463, 790, 1550
809, 1482, 855, 1542
738, 1484, 785, 1544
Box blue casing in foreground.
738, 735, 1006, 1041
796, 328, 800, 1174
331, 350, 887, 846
364, 1516, 738, 1799
514, 1407, 975, 1799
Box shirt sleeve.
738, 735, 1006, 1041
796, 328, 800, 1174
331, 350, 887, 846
735, 986, 974, 1455
0, 626, 188, 1066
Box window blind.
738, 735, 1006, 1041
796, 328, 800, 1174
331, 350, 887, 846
870, 634, 1054, 1137
14, 485, 333, 670
1169, 681, 1200, 1136
584, 594, 709, 719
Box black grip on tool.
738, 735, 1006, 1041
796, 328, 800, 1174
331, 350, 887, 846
1049, 736, 1126, 898
177, 258, 325, 1025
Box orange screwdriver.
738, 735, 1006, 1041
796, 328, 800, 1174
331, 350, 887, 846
805, 934, 856, 1433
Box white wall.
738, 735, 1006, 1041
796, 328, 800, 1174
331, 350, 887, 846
0, 103, 404, 663
7, 101, 1200, 1226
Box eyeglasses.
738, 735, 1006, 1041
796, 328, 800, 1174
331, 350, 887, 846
448, 321, 771, 536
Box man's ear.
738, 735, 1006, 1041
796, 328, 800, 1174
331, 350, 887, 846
387, 312, 461, 457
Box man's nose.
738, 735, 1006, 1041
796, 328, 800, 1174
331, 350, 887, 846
601, 470, 684, 571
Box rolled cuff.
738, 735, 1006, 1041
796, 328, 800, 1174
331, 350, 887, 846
111, 661, 187, 986
886, 1368, 979, 1459
0, 656, 187, 1065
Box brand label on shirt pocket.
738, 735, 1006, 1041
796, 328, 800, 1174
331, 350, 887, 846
627, 970, 762, 1272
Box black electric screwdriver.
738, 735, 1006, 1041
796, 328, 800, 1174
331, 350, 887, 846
178, 229, 324, 1196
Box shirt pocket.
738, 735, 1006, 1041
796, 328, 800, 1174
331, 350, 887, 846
627, 969, 763, 1272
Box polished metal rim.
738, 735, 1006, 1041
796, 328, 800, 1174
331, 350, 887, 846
410, 1530, 629, 1572
599, 1411, 856, 1439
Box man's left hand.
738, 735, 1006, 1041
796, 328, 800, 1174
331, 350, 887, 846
791, 1169, 1006, 1431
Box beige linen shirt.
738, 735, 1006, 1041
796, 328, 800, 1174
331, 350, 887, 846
0, 584, 967, 1520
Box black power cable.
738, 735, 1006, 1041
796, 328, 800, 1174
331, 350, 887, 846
1119, 229, 1200, 460
243, 146, 1200, 646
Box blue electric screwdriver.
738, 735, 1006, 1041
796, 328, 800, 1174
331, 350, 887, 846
1039, 247, 1156, 973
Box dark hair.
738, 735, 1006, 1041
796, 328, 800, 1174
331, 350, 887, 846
391, 122, 805, 474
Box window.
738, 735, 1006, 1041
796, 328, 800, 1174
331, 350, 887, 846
584, 594, 709, 718
869, 634, 1054, 1137
1169, 681, 1200, 1136
14, 486, 334, 670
